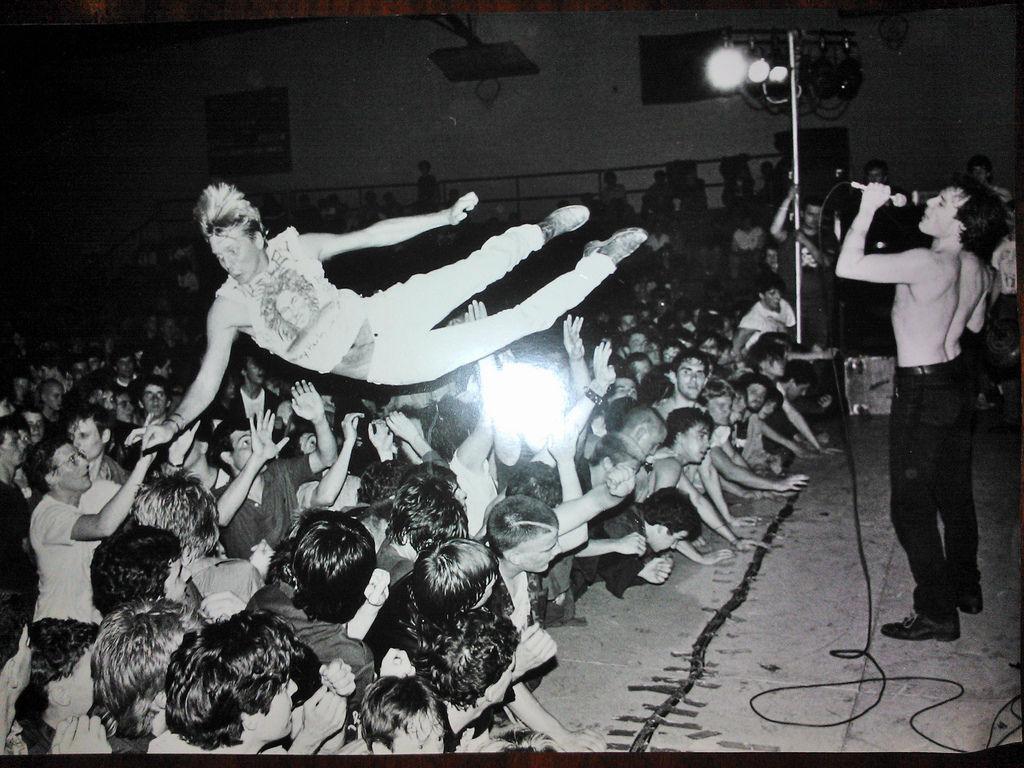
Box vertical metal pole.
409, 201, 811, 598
788, 29, 802, 345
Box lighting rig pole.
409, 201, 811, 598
706, 27, 860, 346
787, 30, 802, 344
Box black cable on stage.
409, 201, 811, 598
745, 186, 1010, 752
986, 694, 1022, 749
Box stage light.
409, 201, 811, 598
747, 57, 770, 84
706, 46, 749, 91
768, 65, 789, 83
480, 362, 568, 452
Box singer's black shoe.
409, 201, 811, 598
880, 613, 960, 642
957, 589, 983, 615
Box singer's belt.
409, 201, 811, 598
896, 356, 964, 377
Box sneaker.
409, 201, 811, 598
880, 613, 960, 641
582, 227, 649, 265
537, 205, 590, 242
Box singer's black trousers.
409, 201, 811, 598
888, 356, 979, 621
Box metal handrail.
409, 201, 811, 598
107, 150, 784, 260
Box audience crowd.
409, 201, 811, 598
0, 153, 1014, 754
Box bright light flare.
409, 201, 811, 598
706, 47, 748, 91
747, 58, 770, 84
768, 65, 789, 83
480, 363, 568, 452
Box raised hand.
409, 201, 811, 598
513, 624, 558, 679
126, 421, 177, 453
591, 340, 617, 391
291, 380, 326, 422
292, 686, 348, 751
363, 568, 391, 608
250, 410, 289, 463
319, 660, 356, 698
859, 182, 892, 213
546, 427, 578, 465
51, 716, 111, 755
340, 412, 363, 445
464, 299, 488, 324
367, 419, 396, 460
615, 532, 648, 556
1, 626, 31, 698
562, 314, 585, 361
604, 462, 637, 498
447, 191, 479, 225
167, 422, 201, 467
384, 411, 422, 445
638, 555, 673, 584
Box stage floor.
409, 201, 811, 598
536, 411, 1022, 753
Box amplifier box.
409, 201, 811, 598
844, 355, 895, 415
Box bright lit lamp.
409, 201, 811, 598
747, 57, 770, 84
768, 64, 789, 83
706, 46, 749, 90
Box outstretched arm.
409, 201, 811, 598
130, 299, 238, 452
300, 192, 478, 261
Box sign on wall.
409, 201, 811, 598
205, 87, 291, 176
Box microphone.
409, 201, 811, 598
850, 182, 908, 208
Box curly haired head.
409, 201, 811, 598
164, 611, 298, 750
390, 474, 467, 552
90, 525, 182, 616
413, 608, 518, 709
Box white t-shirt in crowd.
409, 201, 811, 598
450, 451, 497, 538
738, 299, 796, 349
30, 480, 119, 623
240, 388, 266, 421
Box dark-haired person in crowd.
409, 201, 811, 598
0, 416, 36, 600
150, 611, 355, 754
732, 273, 796, 359
90, 526, 190, 616
16, 618, 98, 754
132, 182, 648, 456
576, 487, 702, 598
770, 186, 836, 350
653, 408, 761, 558
836, 179, 1007, 641
356, 674, 447, 754
212, 382, 338, 559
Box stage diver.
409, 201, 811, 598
132, 182, 647, 453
